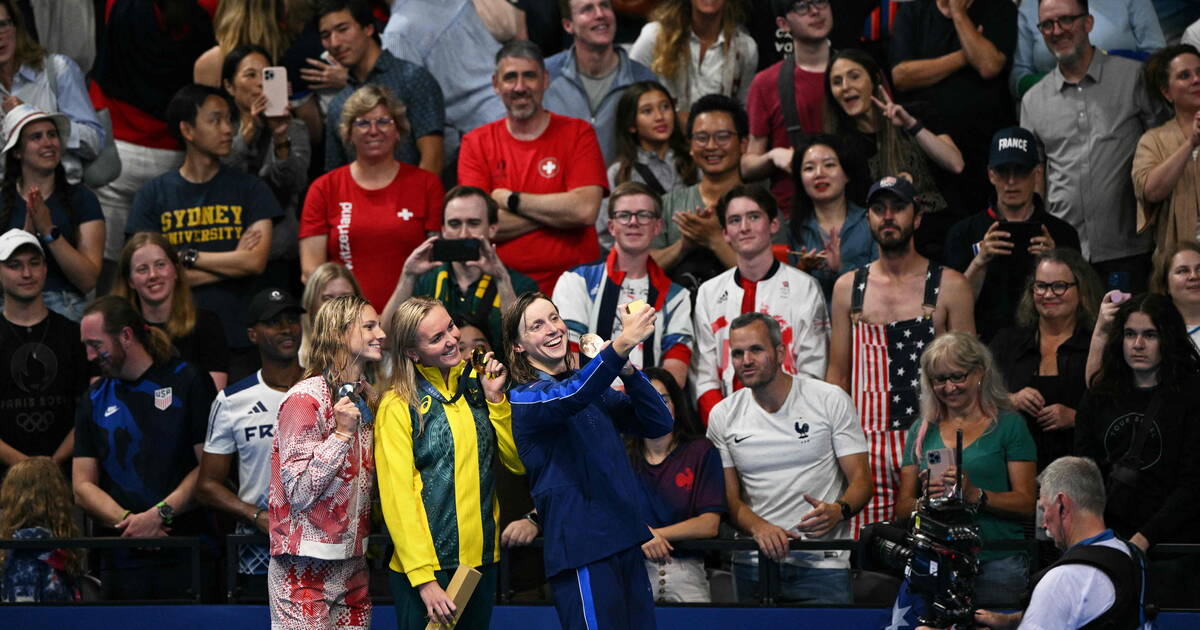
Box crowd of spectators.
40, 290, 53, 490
1, 0, 1200, 622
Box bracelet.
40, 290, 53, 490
904, 120, 925, 136
252, 507, 265, 523
333, 430, 355, 441
118, 509, 132, 525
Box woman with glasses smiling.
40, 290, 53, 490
894, 331, 1036, 608
299, 84, 444, 310
990, 249, 1101, 473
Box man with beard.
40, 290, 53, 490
1019, 0, 1166, 293
691, 186, 828, 423
707, 312, 870, 603
197, 288, 306, 597
459, 40, 608, 294
73, 295, 216, 599
0, 230, 88, 476
826, 176, 974, 533
743, 0, 834, 212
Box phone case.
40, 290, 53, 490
262, 66, 289, 117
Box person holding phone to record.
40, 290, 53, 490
944, 127, 1080, 342
382, 186, 538, 350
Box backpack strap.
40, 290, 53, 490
776, 55, 805, 152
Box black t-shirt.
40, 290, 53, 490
1075, 379, 1200, 544
943, 198, 1080, 341
74, 358, 215, 518
149, 308, 229, 376
888, 0, 1017, 167
0, 311, 88, 465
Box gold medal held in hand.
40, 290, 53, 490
471, 345, 489, 373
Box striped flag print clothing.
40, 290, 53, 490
268, 554, 370, 629
848, 263, 942, 535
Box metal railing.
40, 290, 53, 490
3, 535, 1197, 609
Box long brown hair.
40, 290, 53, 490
612, 81, 696, 187
304, 294, 381, 408
822, 49, 908, 183
648, 0, 745, 82
384, 297, 447, 435
0, 457, 81, 576
112, 232, 199, 341
0, 0, 46, 72
502, 292, 574, 384
83, 295, 175, 364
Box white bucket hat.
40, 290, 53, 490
2, 103, 70, 158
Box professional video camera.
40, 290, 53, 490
861, 430, 982, 628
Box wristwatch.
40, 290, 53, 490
507, 191, 522, 216
522, 510, 540, 529
976, 489, 989, 510
836, 500, 853, 521
180, 247, 199, 269
155, 501, 175, 525
39, 226, 61, 245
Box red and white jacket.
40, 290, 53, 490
269, 376, 374, 559
692, 260, 829, 424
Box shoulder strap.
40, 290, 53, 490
922, 262, 943, 318
776, 56, 805, 151
1061, 544, 1144, 630
849, 265, 869, 316
471, 274, 500, 326
632, 162, 666, 196
43, 54, 59, 108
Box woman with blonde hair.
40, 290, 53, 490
0, 456, 80, 602
268, 294, 386, 628
113, 232, 229, 389
194, 0, 290, 87
299, 84, 444, 311
894, 332, 1036, 607
375, 296, 522, 628
299, 262, 363, 367
630, 0, 757, 117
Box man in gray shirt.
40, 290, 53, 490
543, 0, 658, 165
1019, 0, 1166, 292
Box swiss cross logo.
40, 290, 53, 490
537, 157, 559, 178
397, 208, 413, 221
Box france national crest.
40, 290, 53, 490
154, 387, 173, 411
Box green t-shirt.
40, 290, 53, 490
902, 411, 1035, 563
411, 264, 539, 348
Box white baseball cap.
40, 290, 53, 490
0, 228, 43, 261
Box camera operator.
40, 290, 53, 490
920, 456, 1152, 630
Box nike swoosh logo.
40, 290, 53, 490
733, 435, 750, 443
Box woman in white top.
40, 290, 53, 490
630, 0, 757, 119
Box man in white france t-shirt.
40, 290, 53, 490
706, 311, 871, 604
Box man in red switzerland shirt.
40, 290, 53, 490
458, 39, 609, 294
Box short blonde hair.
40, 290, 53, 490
338, 84, 410, 156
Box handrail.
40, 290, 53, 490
0, 536, 203, 605
6, 535, 1200, 607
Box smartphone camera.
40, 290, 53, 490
928, 451, 941, 464
264, 69, 275, 81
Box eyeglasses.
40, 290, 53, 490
691, 130, 736, 147
612, 210, 659, 225
1032, 281, 1077, 296
790, 0, 829, 13
0, 19, 14, 32
930, 371, 970, 386
1036, 13, 1087, 33
353, 116, 395, 131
